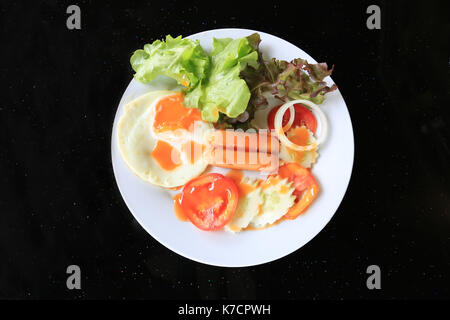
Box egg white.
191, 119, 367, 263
117, 90, 212, 188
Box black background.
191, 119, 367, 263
0, 0, 449, 300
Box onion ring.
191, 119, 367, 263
274, 99, 328, 151
282, 104, 295, 132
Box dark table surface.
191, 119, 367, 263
0, 0, 449, 300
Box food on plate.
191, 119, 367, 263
173, 173, 238, 230
184, 36, 259, 122
207, 130, 279, 154
223, 172, 297, 232
118, 32, 337, 232
223, 164, 318, 231
279, 126, 318, 168
130, 35, 209, 89
178, 170, 296, 232
224, 171, 262, 232
277, 163, 319, 219
207, 129, 279, 171
273, 99, 327, 149
131, 35, 259, 122
117, 91, 212, 188
209, 146, 278, 172
248, 176, 296, 229
224, 33, 336, 130
131, 33, 335, 129
267, 103, 317, 133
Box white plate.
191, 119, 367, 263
111, 28, 354, 267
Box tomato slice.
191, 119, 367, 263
277, 163, 319, 219
267, 104, 291, 131
267, 103, 318, 133
175, 173, 239, 230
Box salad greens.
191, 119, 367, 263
238, 33, 337, 129
185, 37, 259, 122
130, 35, 209, 89
130, 33, 336, 127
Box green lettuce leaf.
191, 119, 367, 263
184, 36, 259, 122
130, 35, 209, 89
129, 32, 335, 127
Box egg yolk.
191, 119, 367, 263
153, 94, 202, 133
151, 140, 181, 171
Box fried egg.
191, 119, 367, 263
117, 90, 212, 188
